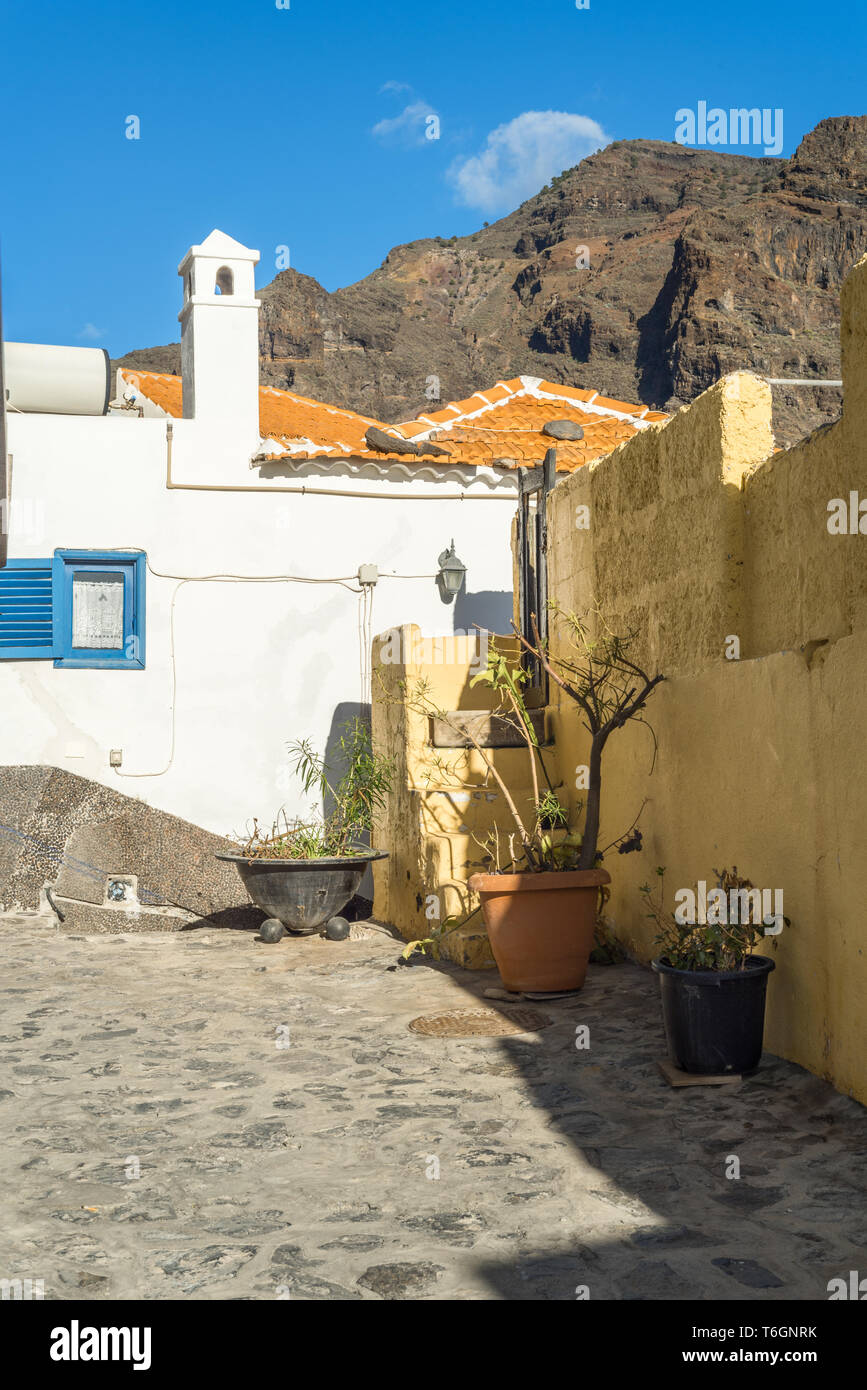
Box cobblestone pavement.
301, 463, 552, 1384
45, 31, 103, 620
2, 915, 866, 1302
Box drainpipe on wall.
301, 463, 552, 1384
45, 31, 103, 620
764, 378, 843, 387
163, 421, 521, 503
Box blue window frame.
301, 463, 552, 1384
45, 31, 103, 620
0, 551, 145, 668
53, 551, 145, 669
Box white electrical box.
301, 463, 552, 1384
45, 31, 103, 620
357, 564, 379, 586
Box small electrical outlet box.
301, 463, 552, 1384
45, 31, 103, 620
109, 749, 123, 767
105, 874, 138, 907
357, 564, 379, 586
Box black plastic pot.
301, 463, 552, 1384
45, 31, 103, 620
216, 850, 388, 935
651, 954, 775, 1074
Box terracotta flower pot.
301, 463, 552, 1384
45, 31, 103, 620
468, 868, 611, 992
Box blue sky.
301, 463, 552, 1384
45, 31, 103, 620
0, 0, 861, 355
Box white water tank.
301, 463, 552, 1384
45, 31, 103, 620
3, 342, 111, 415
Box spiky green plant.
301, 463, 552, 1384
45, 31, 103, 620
235, 718, 394, 860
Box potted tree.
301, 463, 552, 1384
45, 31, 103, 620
406, 608, 663, 991
642, 866, 786, 1074
217, 718, 392, 935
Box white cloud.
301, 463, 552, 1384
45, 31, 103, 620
372, 98, 439, 148
77, 322, 105, 341
379, 80, 412, 96
448, 110, 611, 214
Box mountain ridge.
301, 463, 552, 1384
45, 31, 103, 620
116, 115, 867, 448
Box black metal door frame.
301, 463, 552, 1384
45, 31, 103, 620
516, 447, 557, 705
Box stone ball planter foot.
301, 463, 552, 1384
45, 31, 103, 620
258, 918, 285, 943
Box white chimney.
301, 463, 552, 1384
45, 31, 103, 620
177, 229, 261, 443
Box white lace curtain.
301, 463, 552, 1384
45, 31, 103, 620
71, 571, 124, 650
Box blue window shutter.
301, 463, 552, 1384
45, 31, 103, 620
0, 559, 56, 659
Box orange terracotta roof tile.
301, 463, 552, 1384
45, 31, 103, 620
122, 369, 667, 473
121, 370, 182, 417
392, 375, 668, 472
122, 369, 383, 456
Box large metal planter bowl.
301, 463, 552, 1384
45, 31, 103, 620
216, 850, 388, 934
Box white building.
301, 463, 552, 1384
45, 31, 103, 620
0, 229, 661, 838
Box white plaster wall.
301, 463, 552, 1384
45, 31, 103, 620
1, 411, 516, 836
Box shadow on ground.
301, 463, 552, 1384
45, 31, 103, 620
1, 917, 865, 1301
403, 949, 867, 1300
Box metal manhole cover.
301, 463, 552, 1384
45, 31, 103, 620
408, 1006, 552, 1037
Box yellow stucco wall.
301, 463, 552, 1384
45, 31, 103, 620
544, 254, 867, 1104
373, 254, 867, 1105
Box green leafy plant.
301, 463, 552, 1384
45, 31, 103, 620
234, 718, 394, 860
400, 653, 562, 874
640, 866, 791, 971
236, 812, 339, 860
399, 911, 470, 962
397, 605, 662, 875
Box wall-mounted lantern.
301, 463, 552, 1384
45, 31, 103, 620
436, 539, 466, 604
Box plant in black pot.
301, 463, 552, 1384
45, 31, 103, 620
217, 718, 393, 936
642, 866, 789, 1075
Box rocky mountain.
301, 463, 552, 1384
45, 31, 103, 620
116, 116, 867, 447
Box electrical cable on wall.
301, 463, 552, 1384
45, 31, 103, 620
107, 554, 366, 779
93, 548, 457, 777
357, 589, 366, 709
357, 581, 375, 708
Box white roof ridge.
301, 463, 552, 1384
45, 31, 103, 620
413, 386, 527, 438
